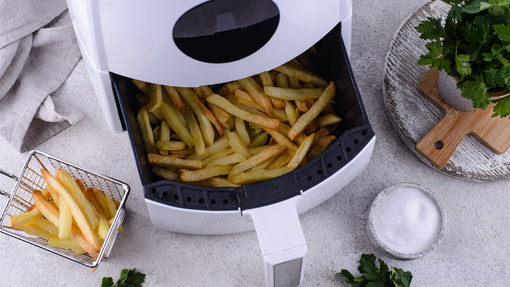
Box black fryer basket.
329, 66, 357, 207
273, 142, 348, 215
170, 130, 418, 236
112, 22, 374, 212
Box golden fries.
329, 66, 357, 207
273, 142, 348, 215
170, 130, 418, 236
137, 106, 156, 154
134, 51, 341, 187
43, 170, 100, 252
160, 102, 194, 148
179, 166, 233, 182
274, 62, 328, 87
148, 153, 202, 170
163, 86, 186, 115
229, 167, 293, 185
263, 86, 325, 101
239, 77, 274, 117
288, 82, 336, 141
206, 94, 280, 130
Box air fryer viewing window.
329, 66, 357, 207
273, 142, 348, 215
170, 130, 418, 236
173, 0, 279, 63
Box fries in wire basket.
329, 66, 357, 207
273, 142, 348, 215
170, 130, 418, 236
9, 169, 123, 259
134, 52, 343, 187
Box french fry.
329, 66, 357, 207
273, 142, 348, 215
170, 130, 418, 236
267, 151, 293, 170
184, 107, 207, 157
260, 71, 286, 108
276, 72, 289, 88
313, 127, 331, 145
288, 81, 336, 141
263, 86, 325, 101
238, 77, 274, 117
235, 117, 251, 146
187, 137, 231, 161
316, 114, 343, 128
58, 196, 72, 239
229, 167, 293, 185
176, 87, 215, 146
234, 90, 289, 122
179, 166, 234, 182
75, 179, 86, 192
44, 170, 100, 252
193, 93, 224, 137
263, 128, 298, 155
274, 62, 328, 87
169, 148, 195, 156
247, 132, 268, 148
48, 237, 87, 255
55, 169, 99, 230
84, 188, 107, 218
41, 188, 51, 200
206, 93, 280, 130
137, 106, 156, 154
148, 153, 202, 170
228, 145, 286, 177
155, 141, 188, 151
201, 147, 234, 166
152, 166, 179, 181
304, 119, 317, 134
19, 223, 54, 239
225, 81, 243, 94
9, 207, 41, 229
308, 135, 336, 160
97, 216, 110, 240
104, 193, 117, 221
251, 155, 279, 170
93, 189, 110, 220
285, 100, 297, 126
159, 121, 171, 156
277, 123, 306, 144
191, 177, 240, 187
204, 153, 246, 168
287, 133, 315, 169
227, 131, 251, 160
132, 79, 151, 95
28, 217, 59, 236
295, 100, 308, 112
163, 86, 186, 115
147, 84, 163, 113
32, 189, 99, 258
208, 102, 231, 124
160, 102, 194, 148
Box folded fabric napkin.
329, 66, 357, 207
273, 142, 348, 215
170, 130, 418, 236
0, 0, 84, 153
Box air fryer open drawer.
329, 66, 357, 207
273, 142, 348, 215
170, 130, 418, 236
111, 22, 374, 212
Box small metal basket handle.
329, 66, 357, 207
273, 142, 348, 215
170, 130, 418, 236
0, 167, 17, 198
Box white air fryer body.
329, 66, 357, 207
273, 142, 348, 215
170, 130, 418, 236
67, 1, 365, 286
66, 0, 353, 132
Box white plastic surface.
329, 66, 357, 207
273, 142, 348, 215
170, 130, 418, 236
67, 0, 353, 87
144, 137, 375, 235
243, 196, 307, 287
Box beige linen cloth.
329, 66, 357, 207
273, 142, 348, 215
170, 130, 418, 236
0, 0, 84, 152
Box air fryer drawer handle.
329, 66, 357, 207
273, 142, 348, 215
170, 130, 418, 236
243, 196, 306, 287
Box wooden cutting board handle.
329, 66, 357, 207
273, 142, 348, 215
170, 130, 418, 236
415, 69, 510, 169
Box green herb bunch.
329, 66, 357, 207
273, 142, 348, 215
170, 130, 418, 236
338, 254, 412, 287
416, 0, 510, 118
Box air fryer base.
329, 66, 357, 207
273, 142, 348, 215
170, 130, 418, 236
145, 137, 374, 235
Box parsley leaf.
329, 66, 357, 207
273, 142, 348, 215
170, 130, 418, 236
101, 269, 146, 287
458, 79, 491, 109
415, 17, 444, 41
494, 24, 510, 43
492, 95, 510, 117
338, 254, 413, 287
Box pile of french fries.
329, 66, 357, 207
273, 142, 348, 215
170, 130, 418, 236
135, 52, 342, 187
9, 169, 122, 259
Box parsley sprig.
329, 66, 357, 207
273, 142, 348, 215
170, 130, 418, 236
415, 0, 510, 118
338, 254, 412, 287
101, 268, 145, 287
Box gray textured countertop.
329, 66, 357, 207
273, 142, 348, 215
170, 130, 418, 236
1, 0, 509, 286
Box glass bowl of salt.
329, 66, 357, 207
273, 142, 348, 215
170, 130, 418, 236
367, 182, 446, 260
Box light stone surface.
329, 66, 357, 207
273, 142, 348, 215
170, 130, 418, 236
1, 1, 510, 286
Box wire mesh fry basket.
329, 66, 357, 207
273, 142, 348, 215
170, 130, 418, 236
0, 150, 130, 268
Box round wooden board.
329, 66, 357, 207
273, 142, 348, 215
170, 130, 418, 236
382, 1, 510, 182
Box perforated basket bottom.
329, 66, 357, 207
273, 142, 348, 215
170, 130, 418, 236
0, 150, 130, 267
